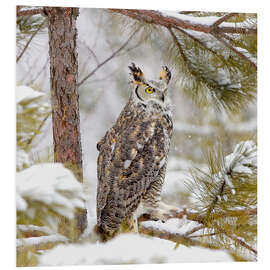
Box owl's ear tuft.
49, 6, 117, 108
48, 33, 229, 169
159, 66, 171, 85
128, 63, 145, 85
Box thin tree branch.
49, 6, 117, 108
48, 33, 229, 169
109, 9, 257, 35
16, 20, 46, 63
212, 13, 238, 28
139, 207, 257, 256
167, 27, 199, 79
25, 111, 51, 149
190, 232, 219, 238
167, 27, 189, 65
211, 32, 257, 70
78, 39, 100, 66
184, 224, 204, 237
28, 57, 49, 85
211, 221, 257, 255
17, 8, 44, 17
178, 11, 201, 15
173, 26, 219, 56
77, 26, 142, 87
139, 224, 220, 251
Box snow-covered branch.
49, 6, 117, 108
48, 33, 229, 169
17, 6, 44, 17
110, 9, 257, 35
16, 163, 86, 222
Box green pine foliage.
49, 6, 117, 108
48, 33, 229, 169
109, 11, 257, 115
186, 140, 257, 260
16, 9, 47, 61
17, 94, 50, 153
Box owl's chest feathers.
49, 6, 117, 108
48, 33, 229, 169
105, 103, 173, 176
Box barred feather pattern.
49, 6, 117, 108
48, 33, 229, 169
96, 64, 173, 236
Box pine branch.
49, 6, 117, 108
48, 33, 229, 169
17, 7, 44, 17
212, 13, 239, 28
109, 9, 257, 35
173, 26, 219, 56
77, 26, 142, 87
211, 32, 257, 70
139, 206, 257, 256
139, 221, 220, 251
210, 221, 257, 255
167, 27, 189, 65
16, 20, 46, 63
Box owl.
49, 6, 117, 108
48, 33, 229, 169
96, 63, 178, 239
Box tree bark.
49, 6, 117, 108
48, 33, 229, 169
45, 7, 86, 240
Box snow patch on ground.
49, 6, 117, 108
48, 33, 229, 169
38, 233, 233, 265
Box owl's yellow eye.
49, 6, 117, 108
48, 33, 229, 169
145, 86, 154, 94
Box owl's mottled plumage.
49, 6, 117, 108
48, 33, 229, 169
96, 63, 175, 237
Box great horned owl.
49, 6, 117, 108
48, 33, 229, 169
96, 63, 177, 238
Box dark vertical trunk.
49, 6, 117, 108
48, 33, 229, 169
45, 7, 86, 240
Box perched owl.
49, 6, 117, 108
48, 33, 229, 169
96, 63, 177, 239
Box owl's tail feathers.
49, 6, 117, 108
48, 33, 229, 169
93, 224, 117, 242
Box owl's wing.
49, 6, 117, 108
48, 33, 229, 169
96, 118, 163, 227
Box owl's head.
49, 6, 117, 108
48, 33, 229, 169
128, 63, 171, 106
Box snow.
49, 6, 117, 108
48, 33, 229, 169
38, 233, 233, 265
161, 11, 255, 30
16, 163, 86, 219
225, 140, 257, 177
161, 11, 221, 26
234, 46, 257, 65
141, 218, 201, 236
17, 224, 53, 235
216, 68, 231, 85
16, 85, 44, 104
16, 150, 31, 171
16, 193, 28, 211
17, 234, 68, 248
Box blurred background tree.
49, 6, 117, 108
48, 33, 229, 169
16, 6, 257, 266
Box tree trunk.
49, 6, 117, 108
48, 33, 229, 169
45, 7, 86, 241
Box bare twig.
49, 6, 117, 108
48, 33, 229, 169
25, 111, 51, 149
110, 9, 257, 35
78, 39, 100, 66
184, 224, 204, 237
212, 13, 238, 28
190, 232, 219, 238
77, 26, 142, 87
17, 8, 44, 17
28, 57, 49, 85
178, 11, 201, 15
16, 20, 46, 63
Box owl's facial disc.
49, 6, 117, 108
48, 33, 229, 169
135, 84, 165, 104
